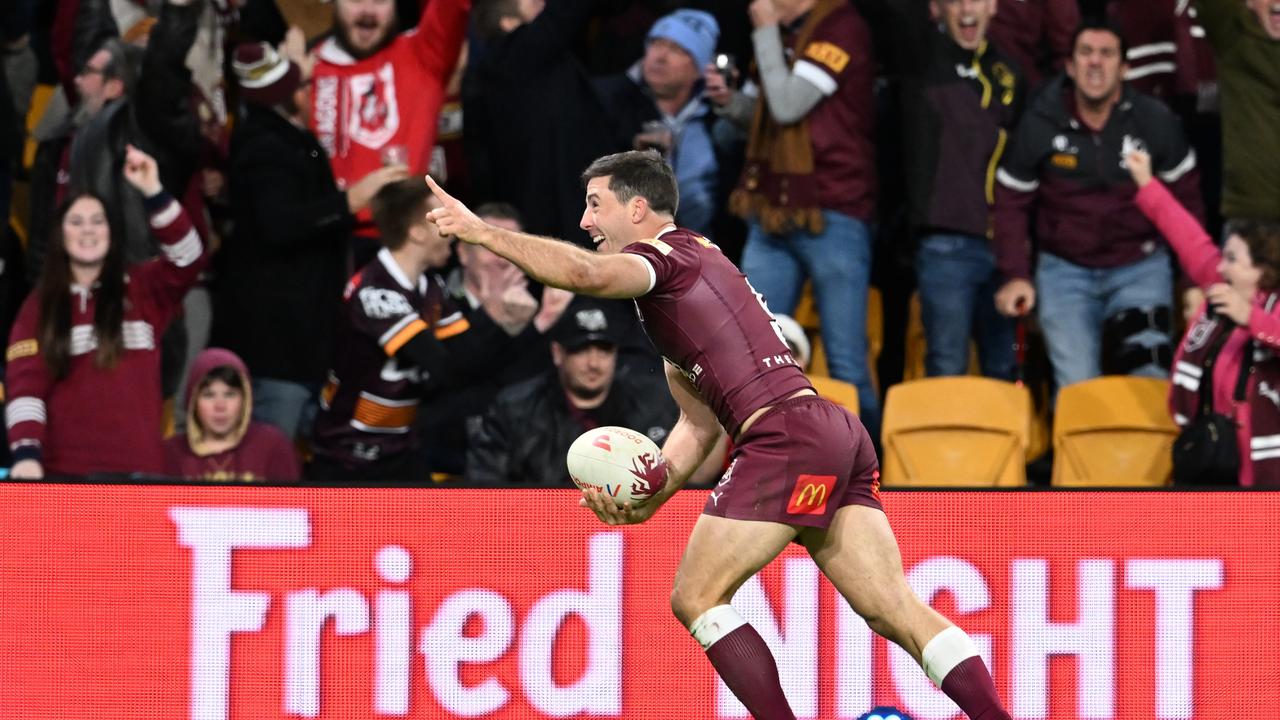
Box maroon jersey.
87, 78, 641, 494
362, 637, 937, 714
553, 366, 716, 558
623, 228, 812, 435
311, 249, 469, 467
164, 423, 301, 481
5, 192, 208, 476
788, 3, 878, 221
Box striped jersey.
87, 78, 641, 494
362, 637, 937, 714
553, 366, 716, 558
4, 192, 208, 476
311, 248, 468, 468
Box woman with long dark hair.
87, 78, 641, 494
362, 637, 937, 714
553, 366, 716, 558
6, 145, 208, 478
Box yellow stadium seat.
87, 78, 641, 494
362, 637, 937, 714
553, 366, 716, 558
1051, 376, 1177, 487
23, 84, 57, 171
901, 291, 1051, 462
809, 334, 829, 377
793, 280, 821, 331
881, 377, 1032, 487
809, 375, 859, 415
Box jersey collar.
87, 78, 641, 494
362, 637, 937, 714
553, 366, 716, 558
377, 247, 428, 294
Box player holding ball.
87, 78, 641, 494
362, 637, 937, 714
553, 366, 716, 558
426, 152, 1010, 720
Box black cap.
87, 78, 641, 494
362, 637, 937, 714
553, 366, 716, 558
552, 300, 618, 351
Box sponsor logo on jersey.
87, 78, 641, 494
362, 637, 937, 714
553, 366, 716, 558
1052, 134, 1079, 154
6, 339, 37, 362
313, 75, 340, 158
1259, 381, 1280, 409
359, 287, 414, 319
762, 353, 797, 368
787, 474, 836, 515
1051, 153, 1078, 170
638, 238, 674, 256
575, 308, 609, 332
992, 62, 1016, 105
1183, 315, 1218, 352
346, 63, 400, 149
804, 41, 850, 74
1120, 134, 1148, 170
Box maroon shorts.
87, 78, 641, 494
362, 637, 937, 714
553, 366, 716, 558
703, 395, 883, 529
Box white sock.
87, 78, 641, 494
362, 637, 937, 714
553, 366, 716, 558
689, 604, 747, 651
920, 625, 980, 686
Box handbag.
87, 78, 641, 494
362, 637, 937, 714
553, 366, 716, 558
1171, 319, 1253, 486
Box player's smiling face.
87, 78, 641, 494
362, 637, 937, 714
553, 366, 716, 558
580, 176, 632, 254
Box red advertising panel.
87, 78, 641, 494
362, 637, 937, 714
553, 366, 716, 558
0, 485, 1275, 719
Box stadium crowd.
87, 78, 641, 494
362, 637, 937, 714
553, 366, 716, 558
0, 0, 1276, 486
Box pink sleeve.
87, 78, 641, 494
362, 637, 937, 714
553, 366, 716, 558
1133, 180, 1220, 289
1247, 303, 1280, 352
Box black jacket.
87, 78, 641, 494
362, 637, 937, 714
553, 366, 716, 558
464, 0, 622, 243
466, 370, 678, 486
861, 0, 1026, 240
27, 0, 203, 281
417, 282, 554, 475
211, 105, 354, 384
993, 75, 1203, 280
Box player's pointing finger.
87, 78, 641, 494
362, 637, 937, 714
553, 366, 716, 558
424, 175, 453, 203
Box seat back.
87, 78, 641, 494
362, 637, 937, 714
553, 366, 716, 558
881, 378, 1031, 487
1052, 376, 1177, 487
809, 375, 859, 416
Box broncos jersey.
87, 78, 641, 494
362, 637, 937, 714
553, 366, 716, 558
311, 248, 469, 468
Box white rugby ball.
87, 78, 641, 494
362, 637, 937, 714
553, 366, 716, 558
566, 425, 667, 506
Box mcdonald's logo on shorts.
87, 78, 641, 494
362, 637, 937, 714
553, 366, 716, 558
786, 474, 836, 515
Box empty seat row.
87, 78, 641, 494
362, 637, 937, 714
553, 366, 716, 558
879, 376, 1176, 487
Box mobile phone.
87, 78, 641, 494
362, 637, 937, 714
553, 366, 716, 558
714, 53, 736, 77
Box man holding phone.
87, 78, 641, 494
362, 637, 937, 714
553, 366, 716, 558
594, 9, 727, 236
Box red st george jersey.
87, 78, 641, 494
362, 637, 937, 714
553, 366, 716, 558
310, 0, 468, 227
312, 249, 469, 467
623, 228, 812, 436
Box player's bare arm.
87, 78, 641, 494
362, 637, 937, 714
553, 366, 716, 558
580, 361, 723, 526
658, 360, 725, 493
425, 176, 652, 299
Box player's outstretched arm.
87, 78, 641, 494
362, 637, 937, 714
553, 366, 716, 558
425, 176, 652, 299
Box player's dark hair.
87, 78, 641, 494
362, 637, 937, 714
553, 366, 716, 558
37, 192, 127, 378
474, 0, 522, 41
474, 201, 523, 227
581, 150, 679, 217
371, 178, 435, 251
1070, 17, 1129, 59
